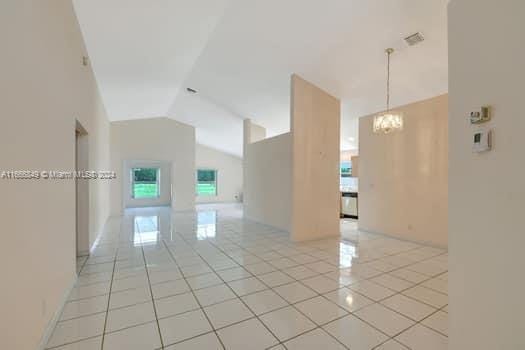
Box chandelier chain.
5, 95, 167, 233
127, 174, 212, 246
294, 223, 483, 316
386, 48, 393, 112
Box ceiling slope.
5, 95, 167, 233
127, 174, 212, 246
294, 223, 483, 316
74, 0, 448, 156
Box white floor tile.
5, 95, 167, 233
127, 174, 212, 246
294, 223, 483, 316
354, 303, 414, 336
164, 332, 222, 350
186, 273, 223, 290
273, 282, 317, 303
46, 313, 106, 348
47, 205, 448, 350
295, 296, 348, 325
60, 295, 108, 321
204, 298, 254, 329
103, 322, 161, 350
375, 339, 410, 349
259, 306, 316, 341
323, 270, 362, 286
111, 274, 149, 292
257, 271, 294, 287
227, 277, 267, 296
402, 286, 448, 308
216, 266, 252, 282
322, 287, 374, 312
380, 294, 436, 321
244, 262, 277, 275
155, 292, 200, 319
109, 286, 151, 309
396, 324, 448, 350
284, 328, 346, 350
193, 283, 237, 306
323, 314, 388, 350
304, 261, 337, 274
406, 261, 447, 277
241, 289, 288, 315
217, 318, 278, 350
49, 336, 102, 350
106, 301, 156, 332
349, 280, 396, 301
301, 275, 341, 294
282, 265, 319, 280
268, 257, 300, 269
422, 311, 448, 335
151, 279, 190, 299
159, 309, 213, 346
422, 277, 448, 294
390, 268, 429, 284
371, 274, 414, 292
68, 282, 110, 301
76, 272, 113, 286
180, 263, 212, 277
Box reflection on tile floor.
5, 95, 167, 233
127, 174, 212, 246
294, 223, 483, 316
47, 204, 448, 350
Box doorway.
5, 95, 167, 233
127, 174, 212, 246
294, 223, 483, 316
75, 121, 89, 273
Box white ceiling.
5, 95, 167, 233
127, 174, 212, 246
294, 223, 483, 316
73, 0, 448, 157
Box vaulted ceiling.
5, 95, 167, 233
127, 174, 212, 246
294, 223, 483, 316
73, 0, 448, 157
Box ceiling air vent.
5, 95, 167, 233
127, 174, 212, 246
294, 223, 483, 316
404, 32, 425, 46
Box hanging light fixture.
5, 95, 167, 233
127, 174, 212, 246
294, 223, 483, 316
373, 48, 403, 134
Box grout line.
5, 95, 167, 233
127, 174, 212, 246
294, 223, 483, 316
47, 208, 448, 350
139, 237, 165, 349
99, 246, 118, 350
161, 239, 227, 350
170, 237, 286, 349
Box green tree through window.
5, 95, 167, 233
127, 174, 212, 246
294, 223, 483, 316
196, 169, 217, 196
132, 168, 159, 198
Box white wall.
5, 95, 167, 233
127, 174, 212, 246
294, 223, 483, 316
196, 144, 242, 203
0, 1, 110, 349
110, 117, 195, 214
359, 94, 448, 247
291, 74, 340, 241
244, 133, 292, 231
448, 1, 525, 349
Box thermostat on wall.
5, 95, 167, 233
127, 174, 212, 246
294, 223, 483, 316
473, 129, 492, 153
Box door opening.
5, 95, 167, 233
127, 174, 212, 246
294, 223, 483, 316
75, 121, 89, 273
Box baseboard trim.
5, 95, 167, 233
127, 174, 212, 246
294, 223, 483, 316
37, 274, 78, 350
356, 226, 448, 250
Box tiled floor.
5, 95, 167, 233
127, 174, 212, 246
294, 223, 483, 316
46, 204, 448, 350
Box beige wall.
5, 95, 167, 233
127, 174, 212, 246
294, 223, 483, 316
448, 1, 525, 349
244, 133, 292, 231
358, 94, 448, 247
291, 75, 341, 241
109, 117, 195, 214
196, 144, 243, 203
0, 1, 110, 349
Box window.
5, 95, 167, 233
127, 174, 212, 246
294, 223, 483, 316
131, 168, 159, 199
196, 169, 217, 196
340, 161, 352, 177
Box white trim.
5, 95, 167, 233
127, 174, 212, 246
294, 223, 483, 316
37, 274, 78, 350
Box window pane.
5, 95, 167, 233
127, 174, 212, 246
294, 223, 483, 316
132, 168, 159, 198
196, 169, 217, 196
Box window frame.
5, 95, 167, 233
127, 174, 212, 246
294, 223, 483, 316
196, 168, 218, 197
131, 167, 160, 199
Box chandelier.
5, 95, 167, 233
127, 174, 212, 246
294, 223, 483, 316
373, 48, 403, 134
